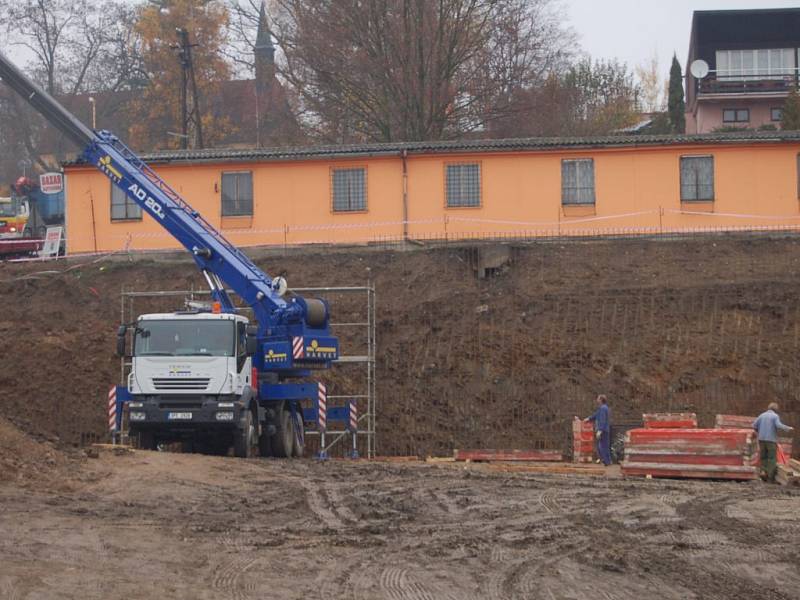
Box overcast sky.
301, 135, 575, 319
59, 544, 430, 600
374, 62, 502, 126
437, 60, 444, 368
566, 0, 800, 73
6, 1, 800, 80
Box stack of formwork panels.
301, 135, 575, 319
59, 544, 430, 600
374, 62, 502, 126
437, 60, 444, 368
715, 414, 794, 459
642, 413, 698, 429
622, 427, 759, 480
573, 419, 595, 463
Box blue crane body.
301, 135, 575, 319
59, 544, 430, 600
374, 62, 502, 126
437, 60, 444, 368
0, 52, 340, 457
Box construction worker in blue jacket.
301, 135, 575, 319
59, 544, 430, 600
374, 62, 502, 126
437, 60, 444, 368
584, 394, 612, 466
753, 402, 794, 483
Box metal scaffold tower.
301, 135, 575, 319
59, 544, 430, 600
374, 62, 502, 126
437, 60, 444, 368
295, 286, 376, 459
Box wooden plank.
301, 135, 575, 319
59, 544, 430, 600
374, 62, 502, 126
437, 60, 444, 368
623, 467, 759, 481
453, 449, 563, 462
790, 459, 800, 472
622, 461, 759, 480
715, 414, 756, 429
481, 462, 607, 476
90, 443, 134, 454
642, 413, 698, 429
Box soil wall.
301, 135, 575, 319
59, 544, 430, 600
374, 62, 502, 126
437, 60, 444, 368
1, 235, 798, 456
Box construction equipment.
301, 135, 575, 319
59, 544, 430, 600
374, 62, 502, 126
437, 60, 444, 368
0, 51, 339, 457
0, 195, 44, 258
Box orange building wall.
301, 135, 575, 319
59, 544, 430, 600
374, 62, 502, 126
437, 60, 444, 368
64, 142, 800, 254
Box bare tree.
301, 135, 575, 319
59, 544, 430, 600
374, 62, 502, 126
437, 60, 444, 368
0, 0, 143, 172
635, 51, 663, 113
244, 0, 574, 143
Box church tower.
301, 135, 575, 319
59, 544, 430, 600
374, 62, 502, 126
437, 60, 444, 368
254, 2, 275, 93
252, 2, 300, 146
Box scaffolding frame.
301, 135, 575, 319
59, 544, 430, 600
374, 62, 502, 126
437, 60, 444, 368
118, 284, 377, 458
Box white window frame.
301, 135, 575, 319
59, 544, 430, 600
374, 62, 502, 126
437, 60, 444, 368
716, 48, 795, 81
561, 159, 596, 206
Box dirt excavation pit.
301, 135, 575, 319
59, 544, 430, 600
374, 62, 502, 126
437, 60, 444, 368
1, 450, 799, 600
2, 238, 800, 598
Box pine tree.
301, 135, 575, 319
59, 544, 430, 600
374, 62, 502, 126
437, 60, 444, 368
668, 54, 686, 133
781, 88, 800, 130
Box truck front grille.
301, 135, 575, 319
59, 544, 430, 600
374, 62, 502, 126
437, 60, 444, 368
151, 377, 210, 391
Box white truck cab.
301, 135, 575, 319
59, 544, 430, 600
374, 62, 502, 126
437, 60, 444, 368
121, 311, 260, 456
129, 312, 252, 396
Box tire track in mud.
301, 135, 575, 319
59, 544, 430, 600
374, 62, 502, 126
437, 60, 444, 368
0, 576, 20, 600
210, 556, 258, 600
375, 566, 465, 600
497, 544, 583, 600
298, 479, 350, 531
537, 489, 561, 514
211, 524, 259, 600
379, 567, 435, 600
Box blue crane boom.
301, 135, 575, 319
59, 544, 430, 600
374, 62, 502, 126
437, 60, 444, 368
0, 51, 338, 375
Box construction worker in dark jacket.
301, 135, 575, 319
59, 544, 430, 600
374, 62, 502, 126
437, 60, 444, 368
584, 394, 612, 466
753, 402, 794, 483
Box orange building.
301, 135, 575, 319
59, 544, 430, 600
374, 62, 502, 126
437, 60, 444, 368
63, 131, 800, 254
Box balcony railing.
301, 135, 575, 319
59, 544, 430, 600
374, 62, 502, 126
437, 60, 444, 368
698, 72, 799, 95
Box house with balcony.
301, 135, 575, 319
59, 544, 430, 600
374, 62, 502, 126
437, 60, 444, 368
685, 8, 800, 134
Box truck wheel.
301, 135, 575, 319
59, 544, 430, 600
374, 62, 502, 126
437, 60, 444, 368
291, 407, 305, 458
234, 409, 258, 458
271, 407, 294, 458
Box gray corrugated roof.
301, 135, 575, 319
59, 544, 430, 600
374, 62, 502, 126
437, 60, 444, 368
65, 130, 800, 167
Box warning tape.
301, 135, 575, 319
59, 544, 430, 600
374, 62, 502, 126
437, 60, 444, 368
13, 207, 800, 258
664, 208, 800, 220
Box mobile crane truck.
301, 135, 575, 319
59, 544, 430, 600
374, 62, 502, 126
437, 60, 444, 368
0, 52, 339, 457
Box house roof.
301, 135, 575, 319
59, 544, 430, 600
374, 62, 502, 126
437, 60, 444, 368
64, 130, 800, 168
688, 8, 800, 63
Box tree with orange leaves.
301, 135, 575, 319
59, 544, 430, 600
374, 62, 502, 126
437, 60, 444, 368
129, 0, 233, 150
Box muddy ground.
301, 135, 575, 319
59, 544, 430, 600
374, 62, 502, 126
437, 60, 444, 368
1, 235, 800, 457
1, 448, 799, 600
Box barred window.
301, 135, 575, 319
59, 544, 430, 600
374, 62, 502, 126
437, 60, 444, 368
680, 156, 715, 202
331, 167, 367, 212
110, 183, 141, 221
221, 172, 253, 216
561, 159, 595, 205
446, 163, 480, 207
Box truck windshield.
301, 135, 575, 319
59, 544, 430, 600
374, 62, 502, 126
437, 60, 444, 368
0, 201, 15, 217
134, 320, 235, 357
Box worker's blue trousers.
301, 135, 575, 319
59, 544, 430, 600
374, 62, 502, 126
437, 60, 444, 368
596, 430, 612, 465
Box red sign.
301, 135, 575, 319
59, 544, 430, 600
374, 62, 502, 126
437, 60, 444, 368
39, 172, 63, 194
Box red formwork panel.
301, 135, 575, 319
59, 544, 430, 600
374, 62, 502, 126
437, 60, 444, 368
622, 427, 758, 480
642, 413, 698, 429
573, 419, 595, 463
715, 414, 794, 459
453, 449, 563, 462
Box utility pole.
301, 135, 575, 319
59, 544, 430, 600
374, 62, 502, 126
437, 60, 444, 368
173, 28, 204, 149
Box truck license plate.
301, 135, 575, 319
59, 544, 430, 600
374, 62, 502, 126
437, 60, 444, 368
168, 412, 193, 420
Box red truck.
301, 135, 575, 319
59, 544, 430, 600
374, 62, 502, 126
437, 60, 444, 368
0, 196, 44, 258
